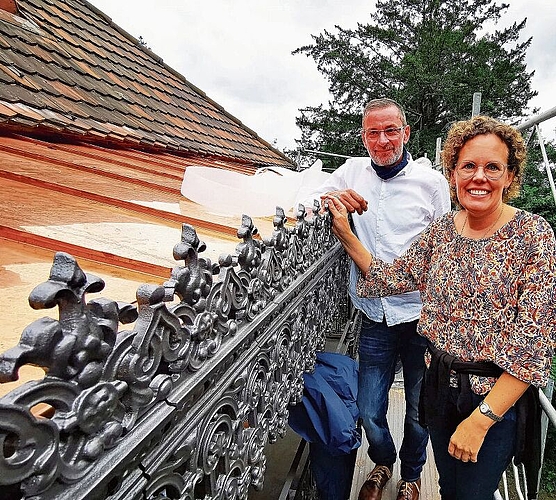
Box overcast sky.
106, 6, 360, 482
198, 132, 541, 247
90, 0, 556, 152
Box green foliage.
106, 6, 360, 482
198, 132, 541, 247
293, 0, 537, 170
512, 138, 556, 230
295, 105, 367, 170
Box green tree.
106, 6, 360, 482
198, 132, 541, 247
294, 0, 537, 170
513, 137, 556, 230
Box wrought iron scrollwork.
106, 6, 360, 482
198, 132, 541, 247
0, 204, 349, 499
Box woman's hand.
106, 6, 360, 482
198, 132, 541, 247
323, 194, 353, 239
320, 189, 368, 215
323, 195, 373, 274
448, 373, 529, 463
448, 414, 490, 463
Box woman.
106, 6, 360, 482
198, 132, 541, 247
326, 115, 556, 500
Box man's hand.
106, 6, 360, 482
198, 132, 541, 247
320, 189, 368, 215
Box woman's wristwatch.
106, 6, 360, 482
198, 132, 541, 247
479, 401, 504, 422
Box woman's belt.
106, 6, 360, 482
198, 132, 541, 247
420, 343, 503, 426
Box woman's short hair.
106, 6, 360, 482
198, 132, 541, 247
442, 115, 526, 205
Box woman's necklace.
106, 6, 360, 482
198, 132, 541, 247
460, 204, 505, 239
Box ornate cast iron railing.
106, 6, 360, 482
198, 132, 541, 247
0, 204, 351, 500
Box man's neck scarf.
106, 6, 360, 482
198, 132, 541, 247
371, 148, 409, 180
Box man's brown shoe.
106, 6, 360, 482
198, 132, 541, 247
358, 465, 392, 500
396, 478, 421, 500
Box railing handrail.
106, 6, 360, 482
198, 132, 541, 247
539, 386, 556, 428
516, 106, 556, 132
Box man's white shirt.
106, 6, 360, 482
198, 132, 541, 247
302, 155, 451, 326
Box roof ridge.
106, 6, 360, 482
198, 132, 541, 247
0, 0, 295, 168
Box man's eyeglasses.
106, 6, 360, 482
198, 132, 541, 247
361, 126, 405, 140
455, 162, 507, 181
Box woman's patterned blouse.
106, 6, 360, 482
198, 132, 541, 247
357, 209, 556, 394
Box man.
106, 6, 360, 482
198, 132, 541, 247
304, 98, 451, 500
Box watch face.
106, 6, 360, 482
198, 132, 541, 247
479, 401, 502, 421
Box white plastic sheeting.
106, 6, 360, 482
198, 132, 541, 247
180, 160, 330, 217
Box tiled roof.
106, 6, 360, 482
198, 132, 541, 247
0, 0, 294, 168
0, 0, 298, 370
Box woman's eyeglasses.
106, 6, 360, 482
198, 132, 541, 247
455, 162, 507, 181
